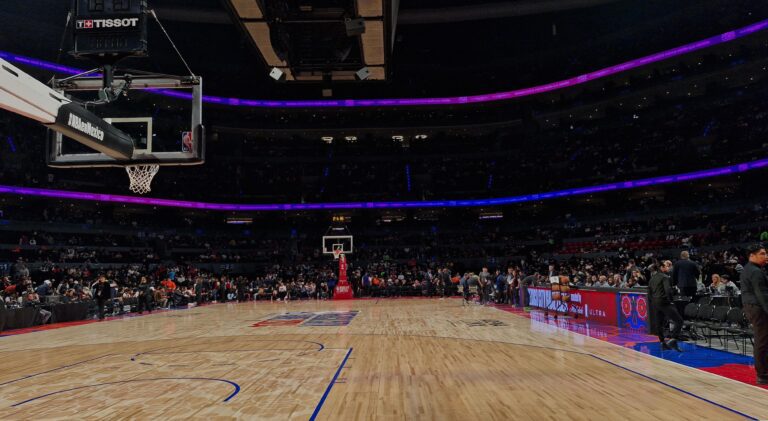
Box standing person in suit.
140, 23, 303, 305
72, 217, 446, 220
93, 275, 111, 320
672, 251, 700, 298
136, 277, 152, 314
0, 294, 6, 333
740, 244, 768, 384
649, 261, 683, 351
195, 277, 204, 306
494, 270, 506, 304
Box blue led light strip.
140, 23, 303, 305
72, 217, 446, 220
1, 18, 766, 108
0, 158, 764, 211
406, 164, 412, 193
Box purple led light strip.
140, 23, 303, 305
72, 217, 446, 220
0, 158, 765, 211
2, 19, 767, 108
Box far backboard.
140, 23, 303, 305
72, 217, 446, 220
322, 235, 354, 255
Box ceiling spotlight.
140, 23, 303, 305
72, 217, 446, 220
392, 135, 404, 142
344, 136, 358, 142
269, 67, 285, 81
355, 67, 371, 81
415, 134, 428, 140
321, 136, 334, 144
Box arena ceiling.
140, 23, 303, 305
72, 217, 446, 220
0, 0, 765, 101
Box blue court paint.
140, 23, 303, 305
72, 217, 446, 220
309, 348, 353, 421
302, 311, 359, 327
10, 377, 241, 407
629, 341, 754, 368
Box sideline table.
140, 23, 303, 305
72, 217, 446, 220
1, 307, 38, 330
528, 286, 651, 333
0, 302, 91, 332
49, 302, 89, 323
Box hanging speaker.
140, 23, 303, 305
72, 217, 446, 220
345, 18, 366, 36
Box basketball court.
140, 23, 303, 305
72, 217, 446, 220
0, 2, 767, 420
0, 299, 766, 420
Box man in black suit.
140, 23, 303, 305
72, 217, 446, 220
0, 295, 6, 333
672, 250, 700, 298
649, 260, 683, 351
137, 277, 152, 314
93, 275, 111, 320
740, 244, 768, 385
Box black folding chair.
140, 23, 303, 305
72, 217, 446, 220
705, 306, 730, 348
725, 308, 754, 355
693, 305, 715, 344
682, 302, 702, 340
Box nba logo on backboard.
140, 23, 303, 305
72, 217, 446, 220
181, 131, 193, 152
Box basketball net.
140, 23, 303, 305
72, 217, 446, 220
332, 248, 343, 260
126, 164, 160, 194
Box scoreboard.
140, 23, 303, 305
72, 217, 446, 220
71, 0, 148, 60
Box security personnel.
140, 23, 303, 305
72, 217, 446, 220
740, 244, 768, 384
649, 260, 683, 351
137, 277, 152, 314
93, 274, 111, 320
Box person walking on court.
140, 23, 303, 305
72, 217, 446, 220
460, 272, 470, 303
740, 244, 768, 384
494, 270, 506, 304
672, 250, 700, 298
649, 260, 683, 351
93, 274, 111, 320
479, 267, 491, 304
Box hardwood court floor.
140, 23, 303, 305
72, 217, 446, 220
0, 299, 766, 420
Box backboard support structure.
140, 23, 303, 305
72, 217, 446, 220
46, 69, 204, 168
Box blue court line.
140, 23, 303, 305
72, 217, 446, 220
590, 355, 756, 420
9, 377, 241, 407
493, 307, 759, 419
309, 348, 353, 421
0, 354, 114, 387
308, 332, 756, 418
141, 348, 321, 356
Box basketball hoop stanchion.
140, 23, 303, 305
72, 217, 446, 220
333, 252, 354, 300
126, 164, 160, 194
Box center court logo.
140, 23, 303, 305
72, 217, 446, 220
67, 113, 104, 141
76, 18, 140, 30
252, 311, 358, 328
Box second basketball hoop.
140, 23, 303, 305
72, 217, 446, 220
332, 248, 344, 260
